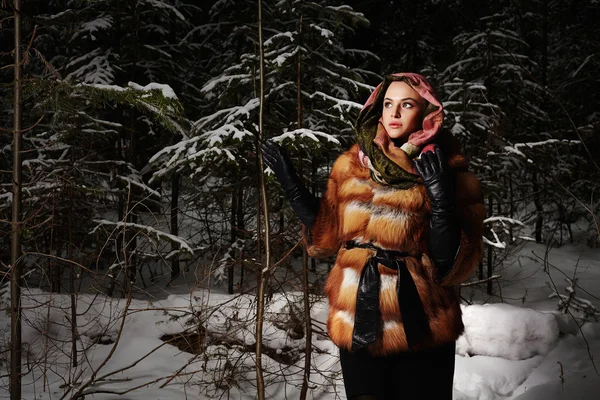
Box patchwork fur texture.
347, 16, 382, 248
306, 137, 485, 356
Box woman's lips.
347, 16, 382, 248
388, 122, 402, 128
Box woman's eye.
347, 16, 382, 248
403, 102, 413, 109
384, 102, 392, 108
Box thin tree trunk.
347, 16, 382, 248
229, 185, 237, 294
300, 247, 312, 399
255, 0, 269, 397
310, 156, 316, 273
48, 195, 56, 293
68, 187, 77, 368
49, 197, 63, 293
10, 1, 23, 397
171, 173, 181, 280
125, 4, 141, 292
44, 195, 57, 390
53, 246, 62, 293
508, 178, 514, 242
487, 196, 494, 296
541, 0, 548, 87
278, 196, 284, 261
557, 201, 564, 247
107, 160, 124, 297
533, 171, 544, 243
237, 185, 245, 291
296, 12, 312, 400
108, 0, 124, 298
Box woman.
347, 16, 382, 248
262, 73, 484, 399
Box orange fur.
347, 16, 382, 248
339, 177, 373, 199
379, 267, 401, 318
328, 308, 354, 350
341, 203, 371, 236
337, 248, 373, 268
307, 142, 484, 354
380, 322, 409, 354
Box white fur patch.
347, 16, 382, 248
349, 177, 372, 188
346, 201, 413, 225
344, 201, 375, 217
340, 178, 372, 196
335, 310, 355, 326
380, 274, 398, 293
370, 207, 412, 223
371, 185, 397, 201
383, 320, 400, 331
370, 241, 396, 250
341, 268, 360, 289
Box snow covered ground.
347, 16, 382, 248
1, 241, 600, 399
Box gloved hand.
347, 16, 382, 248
415, 146, 456, 212
261, 141, 320, 229
414, 146, 461, 277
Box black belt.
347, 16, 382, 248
345, 241, 432, 350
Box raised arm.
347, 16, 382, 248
261, 141, 320, 229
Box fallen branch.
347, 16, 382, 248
461, 275, 502, 287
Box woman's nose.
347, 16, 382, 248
391, 106, 401, 118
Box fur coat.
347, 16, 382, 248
305, 132, 485, 356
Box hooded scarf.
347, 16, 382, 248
355, 73, 444, 189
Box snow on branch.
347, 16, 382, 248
135, 99, 186, 137
90, 220, 194, 254
271, 129, 341, 145
73, 80, 186, 136
194, 98, 259, 130
483, 228, 506, 249
484, 216, 526, 227
201, 73, 252, 93
311, 91, 362, 113
271, 46, 300, 67
310, 23, 334, 39
149, 124, 246, 182
571, 54, 594, 78
116, 176, 161, 198
503, 139, 581, 156
150, 136, 201, 166
66, 48, 116, 85
341, 76, 375, 92
78, 112, 123, 128
548, 278, 600, 322
0, 192, 11, 205
264, 31, 294, 47
128, 81, 177, 99
141, 0, 186, 21
488, 29, 528, 47
198, 124, 254, 146
77, 16, 113, 40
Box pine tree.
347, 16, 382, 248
149, 0, 377, 290
0, 1, 196, 295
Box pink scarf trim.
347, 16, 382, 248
361, 72, 443, 158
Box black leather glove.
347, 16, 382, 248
414, 146, 461, 277
261, 141, 320, 229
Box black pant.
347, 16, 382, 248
339, 341, 456, 400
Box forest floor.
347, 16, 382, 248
1, 240, 600, 399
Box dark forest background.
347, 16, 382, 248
1, 1, 600, 398
0, 0, 599, 297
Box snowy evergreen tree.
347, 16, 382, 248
541, 0, 600, 245
149, 0, 377, 286
0, 1, 197, 293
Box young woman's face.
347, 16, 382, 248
381, 81, 424, 141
